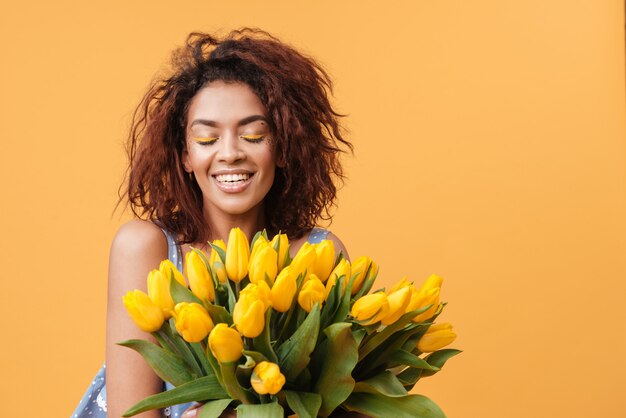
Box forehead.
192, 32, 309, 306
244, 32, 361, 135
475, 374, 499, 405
186, 81, 267, 127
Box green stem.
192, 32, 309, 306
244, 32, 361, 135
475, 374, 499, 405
162, 320, 204, 377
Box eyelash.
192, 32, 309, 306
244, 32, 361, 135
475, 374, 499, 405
191, 135, 267, 145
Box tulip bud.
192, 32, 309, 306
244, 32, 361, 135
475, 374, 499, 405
251, 361, 286, 395
122, 290, 164, 332
381, 286, 412, 325
349, 256, 371, 295
270, 233, 290, 271
147, 269, 175, 318
270, 266, 297, 312
159, 259, 186, 287
248, 245, 278, 285
209, 323, 244, 363
298, 275, 326, 312
185, 250, 215, 302
226, 228, 250, 283
325, 258, 351, 297
290, 242, 317, 281
233, 290, 266, 338
311, 240, 335, 282
250, 235, 269, 262
417, 323, 457, 353
173, 302, 214, 343
209, 239, 227, 284
385, 275, 411, 295
406, 274, 443, 323
351, 292, 389, 325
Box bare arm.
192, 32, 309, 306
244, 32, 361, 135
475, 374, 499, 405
105, 219, 169, 418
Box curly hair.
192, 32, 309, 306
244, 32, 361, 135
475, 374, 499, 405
118, 28, 353, 244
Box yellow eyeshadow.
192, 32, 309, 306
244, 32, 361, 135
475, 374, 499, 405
191, 136, 219, 143
242, 134, 265, 140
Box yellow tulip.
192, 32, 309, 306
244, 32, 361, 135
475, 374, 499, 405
185, 250, 215, 302
290, 242, 317, 281
406, 274, 443, 322
226, 227, 250, 283
250, 235, 269, 262
209, 239, 227, 284
122, 290, 164, 332
159, 259, 186, 286
209, 323, 244, 363
385, 275, 411, 295
417, 323, 457, 353
233, 290, 266, 338
312, 240, 335, 282
349, 256, 371, 295
325, 258, 351, 297
298, 275, 326, 312
248, 245, 278, 285
251, 361, 286, 395
147, 269, 175, 318
381, 286, 412, 325
351, 292, 389, 325
173, 302, 214, 343
270, 266, 297, 312
270, 233, 290, 271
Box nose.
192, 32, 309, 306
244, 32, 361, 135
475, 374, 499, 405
216, 132, 246, 164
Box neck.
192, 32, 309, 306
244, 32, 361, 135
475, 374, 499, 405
202, 204, 267, 245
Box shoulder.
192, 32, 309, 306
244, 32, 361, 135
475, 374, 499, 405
108, 219, 169, 290
111, 219, 168, 256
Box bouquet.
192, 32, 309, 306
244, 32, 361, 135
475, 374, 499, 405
120, 228, 460, 417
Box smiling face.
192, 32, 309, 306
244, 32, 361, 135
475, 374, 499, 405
182, 81, 277, 220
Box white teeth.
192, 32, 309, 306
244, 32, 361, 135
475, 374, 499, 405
215, 173, 252, 183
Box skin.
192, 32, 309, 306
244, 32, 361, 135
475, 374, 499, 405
105, 80, 349, 418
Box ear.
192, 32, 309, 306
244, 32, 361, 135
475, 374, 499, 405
181, 147, 192, 173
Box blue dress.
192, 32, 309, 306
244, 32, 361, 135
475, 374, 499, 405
71, 226, 330, 417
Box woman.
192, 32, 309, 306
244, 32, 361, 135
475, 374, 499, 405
73, 28, 353, 417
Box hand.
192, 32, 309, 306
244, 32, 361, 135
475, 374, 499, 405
181, 403, 237, 418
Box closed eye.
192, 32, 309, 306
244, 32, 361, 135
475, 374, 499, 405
191, 137, 219, 145
241, 134, 266, 143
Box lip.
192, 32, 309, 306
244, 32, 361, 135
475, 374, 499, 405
212, 172, 256, 193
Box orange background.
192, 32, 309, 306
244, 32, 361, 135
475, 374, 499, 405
1, 1, 624, 417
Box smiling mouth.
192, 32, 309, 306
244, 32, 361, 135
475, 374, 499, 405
213, 173, 255, 185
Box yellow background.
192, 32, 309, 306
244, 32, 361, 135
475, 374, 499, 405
1, 1, 624, 417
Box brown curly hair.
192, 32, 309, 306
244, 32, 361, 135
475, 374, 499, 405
118, 28, 353, 244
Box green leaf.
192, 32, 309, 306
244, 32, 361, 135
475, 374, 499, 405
358, 308, 430, 360
353, 370, 408, 397
276, 303, 320, 381
242, 349, 269, 364
161, 320, 204, 377
117, 339, 194, 386
343, 393, 446, 418
388, 349, 440, 372
122, 375, 228, 417
284, 391, 322, 418
420, 349, 462, 378
236, 353, 257, 388
170, 276, 202, 305
220, 361, 257, 404
190, 342, 213, 376
236, 402, 284, 418
205, 303, 233, 326
352, 328, 367, 346
313, 322, 359, 417
198, 399, 234, 418
332, 277, 352, 324
208, 242, 227, 264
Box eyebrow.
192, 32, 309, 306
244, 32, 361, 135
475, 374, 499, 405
189, 115, 268, 128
